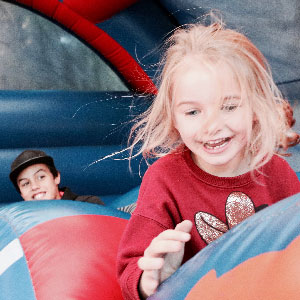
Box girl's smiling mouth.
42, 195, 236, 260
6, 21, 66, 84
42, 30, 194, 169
203, 137, 232, 151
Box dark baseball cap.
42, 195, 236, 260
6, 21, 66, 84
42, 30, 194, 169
9, 149, 56, 190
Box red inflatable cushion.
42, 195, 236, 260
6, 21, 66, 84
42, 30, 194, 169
20, 214, 127, 300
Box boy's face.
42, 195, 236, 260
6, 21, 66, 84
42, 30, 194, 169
172, 59, 250, 177
17, 163, 61, 201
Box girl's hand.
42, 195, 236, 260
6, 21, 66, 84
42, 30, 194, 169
137, 220, 192, 299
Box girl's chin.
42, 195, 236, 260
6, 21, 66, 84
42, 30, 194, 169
193, 149, 249, 177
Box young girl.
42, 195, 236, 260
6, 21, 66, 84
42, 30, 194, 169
117, 21, 300, 300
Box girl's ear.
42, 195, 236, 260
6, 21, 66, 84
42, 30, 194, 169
173, 121, 178, 130
172, 110, 178, 130
282, 101, 296, 127
252, 112, 258, 122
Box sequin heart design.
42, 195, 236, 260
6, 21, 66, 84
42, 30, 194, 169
195, 192, 260, 244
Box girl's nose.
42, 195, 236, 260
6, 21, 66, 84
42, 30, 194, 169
202, 110, 223, 137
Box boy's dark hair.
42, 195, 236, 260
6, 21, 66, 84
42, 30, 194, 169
9, 149, 58, 193
47, 165, 59, 179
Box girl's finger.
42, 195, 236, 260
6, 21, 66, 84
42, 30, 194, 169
175, 220, 193, 233
138, 256, 164, 271
154, 228, 191, 242
144, 239, 183, 257
139, 270, 160, 298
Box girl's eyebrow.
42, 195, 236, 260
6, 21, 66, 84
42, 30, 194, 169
175, 100, 200, 107
176, 95, 241, 107
222, 95, 241, 101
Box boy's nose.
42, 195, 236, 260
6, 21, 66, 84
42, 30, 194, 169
31, 181, 40, 190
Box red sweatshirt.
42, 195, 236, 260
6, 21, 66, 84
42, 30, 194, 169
117, 149, 300, 300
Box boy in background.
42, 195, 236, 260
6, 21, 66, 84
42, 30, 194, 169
9, 149, 103, 204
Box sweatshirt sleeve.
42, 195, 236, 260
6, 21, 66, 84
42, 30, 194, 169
117, 215, 169, 300
116, 162, 180, 300
269, 156, 300, 200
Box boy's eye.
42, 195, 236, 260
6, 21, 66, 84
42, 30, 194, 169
21, 181, 29, 187
38, 175, 46, 180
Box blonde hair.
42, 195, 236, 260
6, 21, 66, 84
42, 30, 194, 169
129, 20, 299, 172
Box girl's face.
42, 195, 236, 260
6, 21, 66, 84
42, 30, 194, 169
172, 60, 251, 177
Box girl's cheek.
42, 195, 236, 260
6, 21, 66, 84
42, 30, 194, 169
230, 113, 246, 126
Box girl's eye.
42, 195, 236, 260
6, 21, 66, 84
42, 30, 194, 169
185, 110, 199, 116
221, 104, 238, 112
38, 175, 45, 180
21, 181, 29, 187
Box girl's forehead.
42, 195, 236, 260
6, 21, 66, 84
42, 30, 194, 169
175, 56, 236, 77
171, 59, 241, 99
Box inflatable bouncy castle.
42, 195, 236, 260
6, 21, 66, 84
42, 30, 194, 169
0, 201, 130, 299
0, 0, 299, 299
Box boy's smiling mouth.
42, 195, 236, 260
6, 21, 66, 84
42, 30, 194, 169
33, 192, 46, 200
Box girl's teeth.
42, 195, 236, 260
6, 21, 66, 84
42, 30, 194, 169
205, 138, 230, 149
